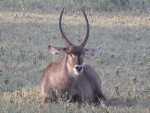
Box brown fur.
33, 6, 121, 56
68, 64, 106, 103
40, 46, 106, 102
40, 8, 106, 103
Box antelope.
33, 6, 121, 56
40, 8, 106, 103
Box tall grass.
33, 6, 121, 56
1, 10, 150, 112
0, 0, 150, 14
0, 0, 150, 113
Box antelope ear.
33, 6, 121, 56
48, 45, 68, 56
84, 47, 101, 56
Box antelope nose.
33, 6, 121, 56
75, 65, 83, 72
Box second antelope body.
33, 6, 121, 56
40, 8, 106, 103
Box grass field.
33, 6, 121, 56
0, 0, 150, 113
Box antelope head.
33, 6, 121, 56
49, 8, 100, 76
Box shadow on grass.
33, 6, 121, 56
105, 97, 139, 107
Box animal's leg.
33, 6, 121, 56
40, 87, 57, 102
96, 91, 107, 102
67, 91, 84, 103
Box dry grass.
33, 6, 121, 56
0, 1, 150, 113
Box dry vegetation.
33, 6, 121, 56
0, 0, 150, 113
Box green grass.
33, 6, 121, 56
0, 0, 150, 13
0, 1, 150, 113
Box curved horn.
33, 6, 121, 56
80, 9, 89, 47
59, 8, 73, 47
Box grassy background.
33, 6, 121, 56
0, 0, 150, 13
0, 0, 150, 113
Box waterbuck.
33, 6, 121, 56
40, 8, 106, 103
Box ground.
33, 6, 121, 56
0, 1, 150, 113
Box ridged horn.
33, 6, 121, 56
80, 8, 89, 47
59, 8, 73, 47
